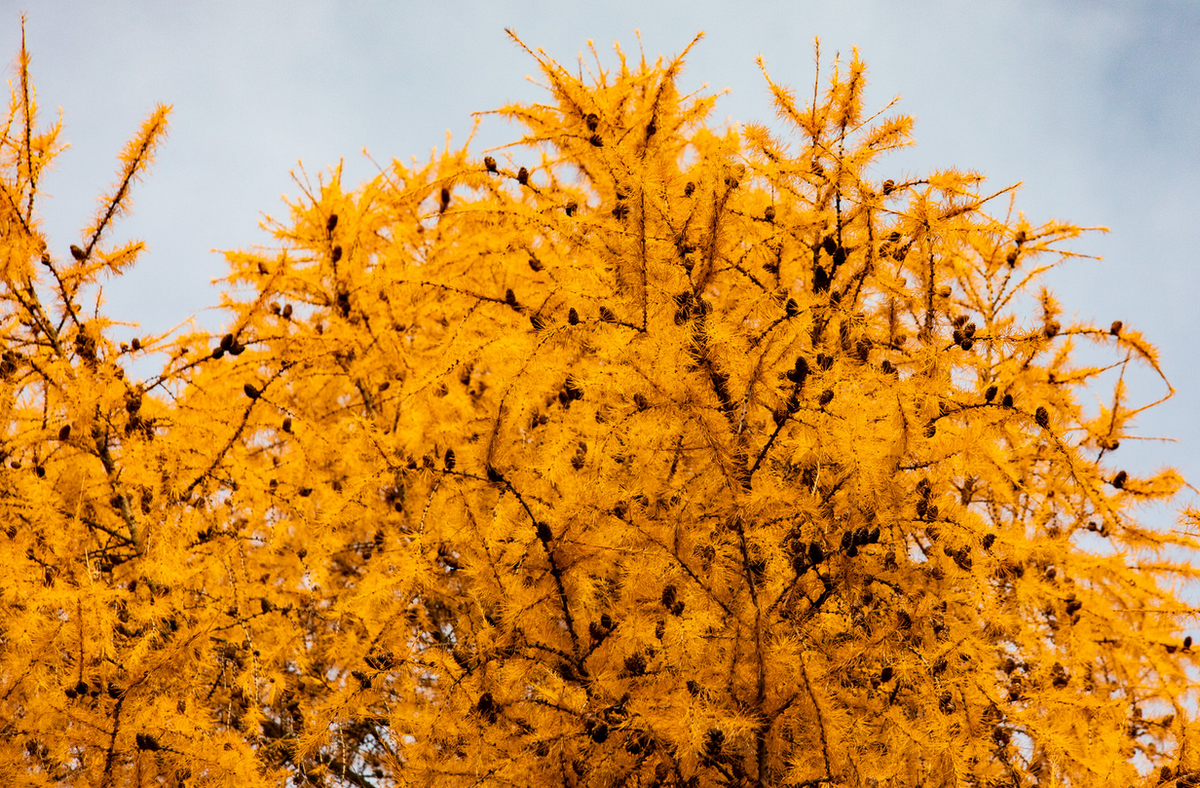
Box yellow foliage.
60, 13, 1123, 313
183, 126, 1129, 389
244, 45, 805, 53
2, 22, 1198, 788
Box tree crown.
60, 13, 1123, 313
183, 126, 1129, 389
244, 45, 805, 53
2, 26, 1197, 788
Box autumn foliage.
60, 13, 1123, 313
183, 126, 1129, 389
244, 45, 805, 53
5, 24, 1200, 788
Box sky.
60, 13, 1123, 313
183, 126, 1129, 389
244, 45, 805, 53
2, 0, 1198, 532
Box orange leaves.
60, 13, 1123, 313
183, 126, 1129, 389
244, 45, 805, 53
2, 29, 1198, 788
82, 103, 171, 247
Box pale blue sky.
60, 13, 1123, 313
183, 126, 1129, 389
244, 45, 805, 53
4, 0, 1198, 529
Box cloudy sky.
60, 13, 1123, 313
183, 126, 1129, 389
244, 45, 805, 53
4, 0, 1198, 530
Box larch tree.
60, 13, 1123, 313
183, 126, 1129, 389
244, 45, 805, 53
2, 23, 1200, 788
